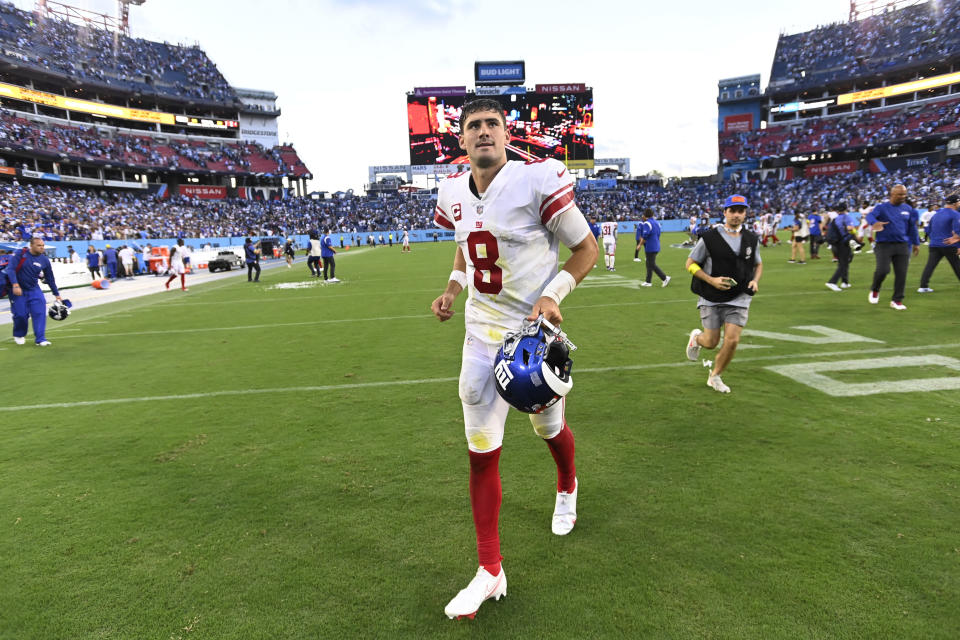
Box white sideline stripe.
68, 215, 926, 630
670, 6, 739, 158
3, 341, 958, 412
54, 314, 434, 339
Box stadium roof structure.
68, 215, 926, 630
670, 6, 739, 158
34, 0, 146, 37
849, 0, 924, 22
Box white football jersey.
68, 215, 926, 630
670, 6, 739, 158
600, 221, 618, 242
170, 246, 184, 267
435, 159, 578, 345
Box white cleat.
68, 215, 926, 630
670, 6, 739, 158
552, 477, 578, 536
686, 329, 702, 362
917, 287, 933, 293
633, 258, 642, 262
890, 301, 907, 311
707, 374, 731, 393
840, 283, 852, 289
825, 282, 842, 292
868, 291, 879, 304
14, 336, 25, 345
37, 340, 52, 347
444, 566, 506, 620
662, 275, 671, 288
640, 281, 653, 287
328, 277, 341, 283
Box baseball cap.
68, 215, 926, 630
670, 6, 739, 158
723, 194, 749, 209
945, 194, 960, 204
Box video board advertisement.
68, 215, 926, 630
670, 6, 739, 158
407, 87, 594, 169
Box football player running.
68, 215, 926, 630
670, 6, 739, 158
431, 98, 598, 620
600, 217, 618, 270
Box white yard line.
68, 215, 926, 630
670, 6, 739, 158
3, 342, 958, 412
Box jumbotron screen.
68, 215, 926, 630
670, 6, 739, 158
407, 90, 594, 168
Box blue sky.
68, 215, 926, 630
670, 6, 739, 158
13, 0, 851, 190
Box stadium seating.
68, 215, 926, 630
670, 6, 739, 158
3, 163, 958, 243
719, 95, 960, 162
769, 0, 960, 91
0, 1, 236, 104
0, 109, 308, 176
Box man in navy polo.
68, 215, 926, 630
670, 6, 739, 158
807, 209, 823, 259
638, 208, 670, 287
5, 237, 63, 346
866, 184, 920, 310
917, 193, 960, 293
245, 238, 261, 282
321, 229, 339, 283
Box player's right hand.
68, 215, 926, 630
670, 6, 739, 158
870, 221, 888, 232
431, 293, 456, 322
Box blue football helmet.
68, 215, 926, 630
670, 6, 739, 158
493, 316, 577, 414
48, 299, 72, 321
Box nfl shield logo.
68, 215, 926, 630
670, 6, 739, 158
476, 204, 484, 215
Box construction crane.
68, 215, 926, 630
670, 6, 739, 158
34, 0, 146, 37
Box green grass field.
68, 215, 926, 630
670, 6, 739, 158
2, 234, 959, 639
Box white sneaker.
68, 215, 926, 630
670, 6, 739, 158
868, 291, 879, 304
662, 275, 671, 288
328, 277, 341, 283
640, 281, 653, 287
13, 336, 25, 345
825, 282, 842, 292
686, 329, 702, 361
917, 287, 933, 293
840, 283, 852, 289
37, 340, 51, 346
707, 374, 731, 393
890, 301, 907, 311
633, 258, 641, 262
552, 478, 578, 536
444, 566, 507, 620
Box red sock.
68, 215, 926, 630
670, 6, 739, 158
468, 448, 502, 574
165, 275, 176, 287
180, 274, 186, 288
545, 422, 576, 493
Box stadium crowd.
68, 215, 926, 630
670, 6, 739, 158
2, 163, 957, 242
771, 0, 960, 90
0, 109, 308, 176
720, 95, 960, 162
0, 1, 235, 103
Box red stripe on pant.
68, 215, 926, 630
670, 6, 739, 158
468, 447, 502, 572
545, 422, 576, 493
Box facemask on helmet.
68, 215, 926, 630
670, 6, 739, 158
493, 316, 577, 414
48, 299, 72, 321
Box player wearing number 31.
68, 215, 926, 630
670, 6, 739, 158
430, 98, 598, 620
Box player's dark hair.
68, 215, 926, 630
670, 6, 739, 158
642, 208, 654, 218
461, 99, 506, 129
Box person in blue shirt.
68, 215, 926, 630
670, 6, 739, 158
917, 194, 960, 293
5, 237, 63, 346
244, 238, 261, 282
103, 244, 118, 280
85, 244, 101, 280
321, 229, 339, 283
825, 204, 860, 291
637, 208, 670, 287
588, 215, 601, 269
865, 184, 921, 309
807, 210, 823, 259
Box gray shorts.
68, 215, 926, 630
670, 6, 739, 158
699, 304, 749, 329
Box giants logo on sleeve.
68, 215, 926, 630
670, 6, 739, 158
452, 204, 462, 221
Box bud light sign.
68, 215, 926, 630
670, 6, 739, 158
475, 61, 525, 85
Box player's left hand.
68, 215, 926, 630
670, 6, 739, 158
528, 296, 562, 325
748, 280, 759, 293
912, 245, 920, 257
